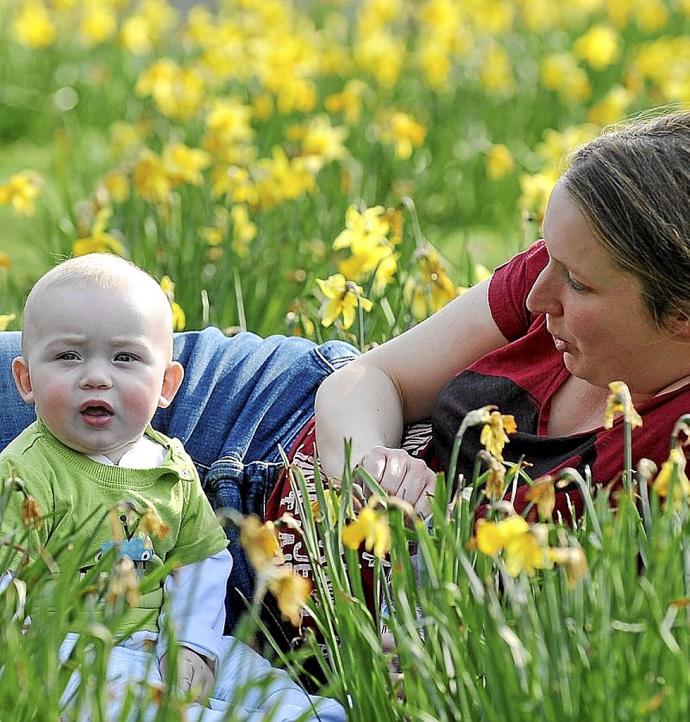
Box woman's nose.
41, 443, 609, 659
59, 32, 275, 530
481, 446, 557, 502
526, 266, 563, 317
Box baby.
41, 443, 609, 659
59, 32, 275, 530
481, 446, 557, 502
0, 254, 344, 721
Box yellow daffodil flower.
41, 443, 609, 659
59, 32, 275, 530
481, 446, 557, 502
504, 526, 551, 577
230, 205, 257, 256
12, 0, 56, 48
72, 207, 126, 257
102, 171, 130, 204
548, 546, 588, 588
485, 144, 515, 180
603, 381, 643, 429
162, 143, 211, 186
79, 3, 117, 47
573, 25, 621, 69
0, 315, 16, 332
483, 454, 507, 501
480, 411, 517, 461
324, 80, 369, 125
0, 171, 44, 217
525, 476, 556, 521
377, 111, 426, 160
316, 274, 373, 330
266, 567, 312, 626
653, 447, 690, 508
239, 515, 283, 571
342, 507, 391, 559
132, 149, 172, 204
475, 515, 529, 556
159, 276, 186, 331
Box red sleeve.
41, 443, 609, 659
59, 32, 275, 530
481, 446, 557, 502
488, 241, 548, 341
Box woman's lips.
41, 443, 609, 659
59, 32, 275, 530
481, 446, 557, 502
553, 336, 568, 352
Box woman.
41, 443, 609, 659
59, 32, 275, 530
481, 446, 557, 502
310, 110, 690, 522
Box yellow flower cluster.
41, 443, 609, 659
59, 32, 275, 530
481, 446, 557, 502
236, 513, 312, 627
475, 514, 587, 584
0, 172, 44, 217
342, 496, 392, 559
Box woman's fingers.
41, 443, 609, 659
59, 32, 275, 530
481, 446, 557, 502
358, 447, 436, 515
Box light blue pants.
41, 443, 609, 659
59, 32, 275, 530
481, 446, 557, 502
59, 633, 346, 721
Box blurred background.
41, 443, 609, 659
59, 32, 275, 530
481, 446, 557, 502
0, 0, 688, 344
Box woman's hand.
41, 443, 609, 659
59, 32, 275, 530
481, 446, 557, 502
358, 446, 437, 517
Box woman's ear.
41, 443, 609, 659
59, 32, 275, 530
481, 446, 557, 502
12, 357, 34, 404
158, 361, 184, 409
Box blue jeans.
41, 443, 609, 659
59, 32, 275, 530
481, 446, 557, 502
0, 328, 359, 627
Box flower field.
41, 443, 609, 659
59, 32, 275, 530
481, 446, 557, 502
2, 0, 689, 342
2, 1, 690, 720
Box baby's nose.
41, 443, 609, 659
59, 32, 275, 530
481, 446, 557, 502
79, 361, 112, 389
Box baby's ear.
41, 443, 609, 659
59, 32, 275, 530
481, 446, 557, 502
158, 361, 184, 409
12, 357, 34, 404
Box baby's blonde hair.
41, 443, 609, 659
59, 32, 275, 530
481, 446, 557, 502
22, 254, 173, 356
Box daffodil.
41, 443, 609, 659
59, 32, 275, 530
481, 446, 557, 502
548, 546, 588, 588
266, 567, 312, 626
102, 171, 130, 204
0, 171, 44, 216
475, 515, 529, 556
342, 506, 391, 559
603, 381, 643, 429
159, 276, 186, 331
0, 315, 15, 332
541, 53, 591, 102
136, 59, 205, 121
482, 454, 507, 501
653, 447, 690, 507
476, 515, 552, 576
377, 111, 426, 160
21, 495, 42, 528
12, 0, 56, 48
132, 149, 172, 204
525, 476, 556, 520
480, 46, 514, 94
230, 205, 257, 256
315, 274, 373, 330
504, 525, 551, 577
106, 557, 140, 608
162, 143, 211, 186
79, 3, 117, 47
485, 144, 515, 180
480, 411, 517, 461
324, 80, 369, 125
573, 25, 621, 69
140, 508, 171, 539
72, 207, 126, 257
239, 515, 283, 571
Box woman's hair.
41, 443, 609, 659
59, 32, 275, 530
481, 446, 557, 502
563, 110, 690, 328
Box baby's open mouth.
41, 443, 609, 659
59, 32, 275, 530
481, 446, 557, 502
80, 401, 114, 417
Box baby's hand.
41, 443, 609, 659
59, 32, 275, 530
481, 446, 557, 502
159, 647, 215, 702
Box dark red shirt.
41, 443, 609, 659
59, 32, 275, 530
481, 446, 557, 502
431, 241, 690, 517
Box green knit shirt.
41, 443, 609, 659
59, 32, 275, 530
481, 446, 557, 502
0, 420, 228, 636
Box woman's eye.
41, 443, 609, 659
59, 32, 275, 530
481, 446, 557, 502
566, 274, 587, 292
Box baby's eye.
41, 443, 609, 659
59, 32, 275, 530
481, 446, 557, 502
114, 352, 138, 363
57, 352, 80, 361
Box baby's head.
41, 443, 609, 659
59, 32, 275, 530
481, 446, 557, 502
12, 254, 184, 462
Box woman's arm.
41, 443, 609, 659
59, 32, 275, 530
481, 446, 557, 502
314, 278, 508, 509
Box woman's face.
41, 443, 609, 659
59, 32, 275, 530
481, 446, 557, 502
526, 181, 690, 398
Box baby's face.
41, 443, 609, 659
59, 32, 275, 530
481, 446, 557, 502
18, 282, 181, 462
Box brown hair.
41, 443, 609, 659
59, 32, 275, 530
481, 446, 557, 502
563, 111, 690, 328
